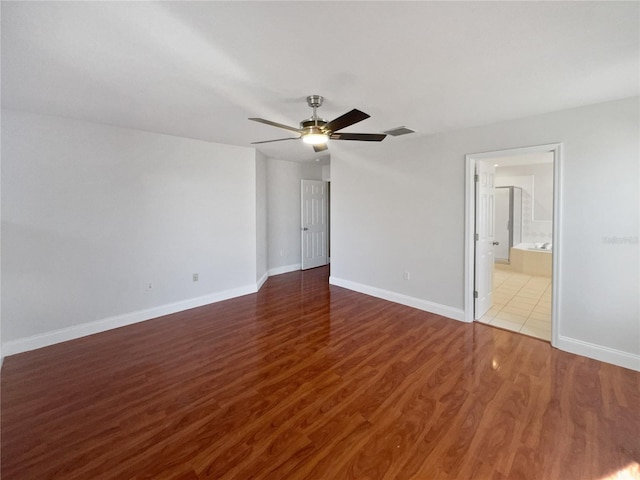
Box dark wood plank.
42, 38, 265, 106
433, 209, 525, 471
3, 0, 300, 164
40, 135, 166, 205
2, 266, 639, 479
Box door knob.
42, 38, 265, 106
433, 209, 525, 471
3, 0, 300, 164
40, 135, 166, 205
302, 227, 309, 231
492, 241, 499, 246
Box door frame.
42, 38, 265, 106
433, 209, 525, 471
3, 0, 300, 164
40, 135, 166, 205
464, 143, 562, 348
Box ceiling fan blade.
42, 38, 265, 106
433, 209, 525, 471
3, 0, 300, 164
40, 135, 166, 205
324, 109, 370, 133
331, 133, 387, 142
251, 137, 299, 144
249, 118, 302, 134
313, 144, 328, 153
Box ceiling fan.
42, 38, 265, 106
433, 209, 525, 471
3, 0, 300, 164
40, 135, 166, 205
249, 95, 386, 152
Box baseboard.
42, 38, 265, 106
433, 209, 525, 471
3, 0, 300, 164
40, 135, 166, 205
556, 335, 640, 372
2, 282, 259, 357
329, 276, 465, 322
256, 271, 269, 290
268, 263, 301, 276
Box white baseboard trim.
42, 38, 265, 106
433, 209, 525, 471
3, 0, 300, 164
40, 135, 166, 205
556, 335, 640, 372
329, 276, 465, 322
256, 271, 269, 290
2, 283, 259, 357
268, 263, 301, 276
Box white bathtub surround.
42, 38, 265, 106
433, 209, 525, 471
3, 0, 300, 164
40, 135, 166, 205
498, 243, 553, 277
522, 243, 552, 252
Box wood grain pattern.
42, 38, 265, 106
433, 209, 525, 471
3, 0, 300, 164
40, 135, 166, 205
2, 266, 639, 479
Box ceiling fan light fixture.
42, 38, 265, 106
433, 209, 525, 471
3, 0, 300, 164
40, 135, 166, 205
302, 126, 329, 145
302, 133, 329, 145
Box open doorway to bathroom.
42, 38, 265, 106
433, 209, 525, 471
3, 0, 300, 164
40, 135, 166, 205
465, 144, 561, 345
481, 152, 554, 340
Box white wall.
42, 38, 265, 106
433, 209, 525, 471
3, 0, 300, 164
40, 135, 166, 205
2, 110, 261, 353
331, 97, 639, 369
267, 158, 323, 274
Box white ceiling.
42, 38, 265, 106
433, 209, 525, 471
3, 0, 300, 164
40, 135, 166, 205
2, 1, 638, 162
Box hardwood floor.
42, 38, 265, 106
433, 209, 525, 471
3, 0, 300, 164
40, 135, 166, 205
2, 266, 639, 479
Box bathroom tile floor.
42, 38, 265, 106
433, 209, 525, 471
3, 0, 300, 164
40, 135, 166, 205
477, 268, 552, 341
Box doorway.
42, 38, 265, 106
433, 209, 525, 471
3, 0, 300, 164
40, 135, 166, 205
465, 144, 561, 346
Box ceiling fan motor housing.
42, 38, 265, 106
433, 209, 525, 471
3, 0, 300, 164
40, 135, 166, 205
300, 119, 328, 131
306, 95, 324, 108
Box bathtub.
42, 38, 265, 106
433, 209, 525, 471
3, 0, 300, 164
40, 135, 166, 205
509, 243, 552, 277
514, 242, 552, 253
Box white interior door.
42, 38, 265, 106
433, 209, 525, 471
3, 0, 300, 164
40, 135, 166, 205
301, 179, 328, 270
474, 161, 496, 319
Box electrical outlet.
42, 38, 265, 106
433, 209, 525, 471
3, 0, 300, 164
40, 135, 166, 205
193, 273, 199, 282
403, 272, 410, 281
280, 250, 284, 257
147, 282, 152, 290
